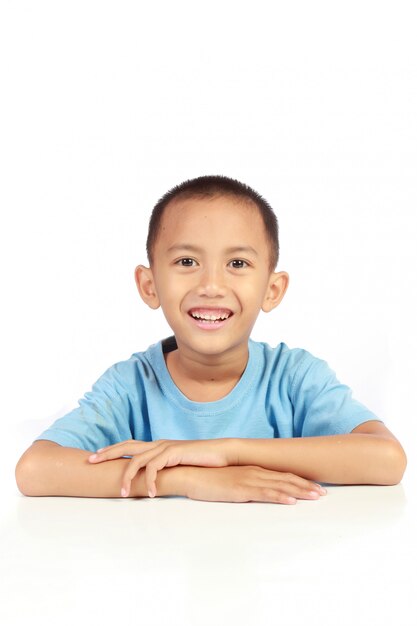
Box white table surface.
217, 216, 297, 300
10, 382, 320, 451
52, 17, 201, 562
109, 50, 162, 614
2, 435, 416, 626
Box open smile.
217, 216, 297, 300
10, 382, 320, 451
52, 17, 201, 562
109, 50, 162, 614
187, 308, 234, 331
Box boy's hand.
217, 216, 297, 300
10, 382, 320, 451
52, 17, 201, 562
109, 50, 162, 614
88, 438, 238, 498
185, 465, 327, 504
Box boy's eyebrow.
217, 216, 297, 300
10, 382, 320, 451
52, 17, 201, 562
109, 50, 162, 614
166, 244, 259, 257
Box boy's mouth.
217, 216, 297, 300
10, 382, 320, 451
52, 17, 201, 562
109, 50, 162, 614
187, 307, 234, 330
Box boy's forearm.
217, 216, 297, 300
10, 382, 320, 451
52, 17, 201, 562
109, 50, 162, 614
235, 434, 407, 485
16, 442, 187, 498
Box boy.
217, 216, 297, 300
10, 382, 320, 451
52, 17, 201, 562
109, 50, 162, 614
15, 175, 407, 504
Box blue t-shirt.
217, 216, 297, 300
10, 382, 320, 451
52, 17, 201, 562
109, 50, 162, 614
34, 336, 382, 452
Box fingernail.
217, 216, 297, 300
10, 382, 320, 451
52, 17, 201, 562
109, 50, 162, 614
89, 454, 97, 461
319, 487, 327, 494
148, 488, 154, 498
121, 487, 128, 497
97, 448, 104, 452
308, 491, 320, 498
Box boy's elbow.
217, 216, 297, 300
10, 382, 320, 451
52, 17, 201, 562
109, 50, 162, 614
15, 452, 47, 496
382, 440, 407, 485
15, 456, 36, 496
15, 441, 61, 496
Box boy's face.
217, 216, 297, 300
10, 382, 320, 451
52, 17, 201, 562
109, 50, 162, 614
136, 194, 288, 359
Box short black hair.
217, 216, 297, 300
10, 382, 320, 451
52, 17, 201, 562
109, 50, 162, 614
146, 175, 279, 273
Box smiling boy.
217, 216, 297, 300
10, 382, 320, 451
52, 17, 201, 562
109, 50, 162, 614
142, 191, 281, 402
15, 175, 407, 504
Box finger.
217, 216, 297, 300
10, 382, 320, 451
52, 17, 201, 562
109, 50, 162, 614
120, 456, 148, 497
259, 488, 298, 505
247, 471, 326, 502
146, 462, 161, 498
145, 455, 172, 498
286, 474, 327, 493
119, 447, 176, 497
261, 471, 327, 495
88, 441, 159, 463
284, 474, 327, 495
120, 449, 170, 497
266, 480, 323, 501
120, 454, 156, 498
144, 448, 184, 497
121, 481, 131, 498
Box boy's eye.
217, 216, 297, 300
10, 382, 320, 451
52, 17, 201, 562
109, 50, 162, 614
230, 259, 248, 269
176, 258, 196, 267
175, 258, 249, 269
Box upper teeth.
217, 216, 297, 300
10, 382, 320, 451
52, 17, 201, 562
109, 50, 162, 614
191, 312, 230, 320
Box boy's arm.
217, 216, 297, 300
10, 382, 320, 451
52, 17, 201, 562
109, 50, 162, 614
15, 441, 328, 503
15, 440, 188, 498
235, 421, 407, 485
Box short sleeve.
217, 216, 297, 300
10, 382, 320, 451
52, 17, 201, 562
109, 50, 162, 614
291, 355, 382, 437
33, 365, 135, 452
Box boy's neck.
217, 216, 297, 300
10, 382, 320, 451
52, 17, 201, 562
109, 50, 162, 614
164, 342, 249, 387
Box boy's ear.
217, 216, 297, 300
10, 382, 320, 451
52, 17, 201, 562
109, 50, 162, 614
134, 265, 161, 310
261, 271, 289, 313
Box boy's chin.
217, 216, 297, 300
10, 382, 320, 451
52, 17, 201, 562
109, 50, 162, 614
173, 329, 250, 354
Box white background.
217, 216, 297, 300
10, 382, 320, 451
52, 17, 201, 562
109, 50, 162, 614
1, 1, 416, 488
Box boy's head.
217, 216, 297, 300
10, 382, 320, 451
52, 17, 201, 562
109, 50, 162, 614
146, 175, 279, 274
135, 175, 289, 358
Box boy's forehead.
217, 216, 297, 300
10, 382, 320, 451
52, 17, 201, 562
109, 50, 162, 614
159, 195, 264, 243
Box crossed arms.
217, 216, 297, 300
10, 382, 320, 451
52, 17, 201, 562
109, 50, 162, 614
15, 420, 407, 504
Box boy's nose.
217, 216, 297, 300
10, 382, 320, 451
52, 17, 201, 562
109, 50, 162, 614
196, 266, 228, 297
